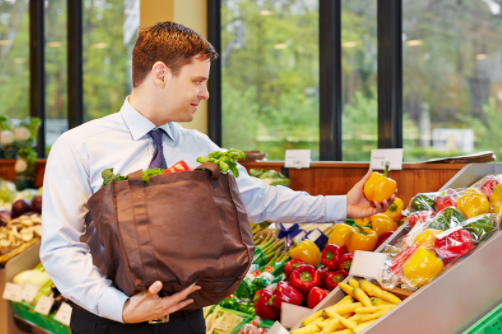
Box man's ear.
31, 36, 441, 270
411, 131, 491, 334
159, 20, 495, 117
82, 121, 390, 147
151, 61, 170, 88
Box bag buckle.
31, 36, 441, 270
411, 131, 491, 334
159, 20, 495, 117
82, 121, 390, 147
148, 314, 169, 324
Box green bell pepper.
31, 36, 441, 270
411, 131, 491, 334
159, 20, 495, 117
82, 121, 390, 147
238, 303, 256, 316
410, 194, 436, 212
463, 216, 495, 244
234, 277, 254, 300
428, 207, 466, 231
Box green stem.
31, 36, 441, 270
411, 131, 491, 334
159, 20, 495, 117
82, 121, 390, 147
355, 224, 368, 236
384, 165, 390, 178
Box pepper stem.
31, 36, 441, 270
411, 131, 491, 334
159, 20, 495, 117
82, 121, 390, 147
300, 272, 312, 283
268, 295, 276, 306
388, 203, 397, 212
355, 224, 368, 236
384, 165, 390, 178
326, 252, 333, 261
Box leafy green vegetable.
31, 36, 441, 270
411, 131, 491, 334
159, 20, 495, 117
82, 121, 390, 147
197, 148, 245, 177
141, 168, 165, 183
250, 169, 290, 187
101, 168, 128, 187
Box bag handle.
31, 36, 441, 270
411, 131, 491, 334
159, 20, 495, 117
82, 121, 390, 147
196, 162, 221, 181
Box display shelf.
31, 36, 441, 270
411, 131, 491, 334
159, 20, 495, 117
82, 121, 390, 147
13, 314, 56, 334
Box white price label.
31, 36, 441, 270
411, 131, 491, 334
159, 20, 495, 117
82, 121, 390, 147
54, 302, 72, 326
21, 284, 40, 303
370, 149, 404, 171
436, 226, 463, 240
34, 295, 54, 316
350, 251, 388, 279
285, 149, 311, 169
2, 283, 23, 302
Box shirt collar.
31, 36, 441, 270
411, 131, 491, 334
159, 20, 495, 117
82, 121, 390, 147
120, 96, 175, 142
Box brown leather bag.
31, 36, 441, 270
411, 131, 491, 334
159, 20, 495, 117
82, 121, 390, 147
88, 162, 255, 310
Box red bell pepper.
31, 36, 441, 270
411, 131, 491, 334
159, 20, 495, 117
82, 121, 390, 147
376, 231, 394, 248
321, 244, 346, 270
482, 179, 499, 198
290, 264, 320, 297
338, 253, 353, 277
434, 229, 474, 264
285, 259, 305, 281
390, 245, 417, 275
408, 210, 437, 228
254, 289, 280, 321
325, 271, 345, 291
436, 192, 458, 212
271, 282, 303, 310
307, 287, 329, 309
162, 160, 193, 174
317, 266, 334, 289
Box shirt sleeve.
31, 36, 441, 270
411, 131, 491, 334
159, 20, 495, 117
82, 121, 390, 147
235, 164, 347, 224
40, 137, 129, 323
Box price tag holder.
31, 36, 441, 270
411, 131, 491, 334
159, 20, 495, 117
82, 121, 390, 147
54, 302, 72, 326
370, 149, 404, 171
349, 251, 388, 280
2, 283, 23, 302
34, 295, 54, 316
285, 149, 311, 169
21, 284, 40, 303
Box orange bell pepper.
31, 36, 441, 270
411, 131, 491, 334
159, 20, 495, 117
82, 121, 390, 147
328, 222, 353, 247
368, 213, 397, 237
290, 239, 321, 267
346, 225, 378, 253
384, 198, 405, 220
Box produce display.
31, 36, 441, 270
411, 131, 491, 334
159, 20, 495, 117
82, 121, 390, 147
291, 278, 402, 334
378, 175, 501, 290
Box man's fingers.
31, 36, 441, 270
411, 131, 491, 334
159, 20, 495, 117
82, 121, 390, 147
162, 284, 200, 306
389, 194, 396, 204
380, 199, 389, 212
373, 201, 383, 212
146, 281, 163, 297
164, 299, 194, 315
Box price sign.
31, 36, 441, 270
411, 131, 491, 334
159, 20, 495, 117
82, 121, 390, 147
34, 295, 54, 316
2, 283, 23, 302
21, 284, 40, 303
370, 149, 404, 171
54, 302, 72, 326
285, 149, 311, 169
349, 251, 388, 279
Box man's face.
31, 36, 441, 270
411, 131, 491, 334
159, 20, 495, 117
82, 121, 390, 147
162, 57, 210, 122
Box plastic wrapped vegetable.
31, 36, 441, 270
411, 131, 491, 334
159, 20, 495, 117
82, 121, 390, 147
457, 189, 490, 219
409, 193, 436, 212
461, 214, 499, 244
427, 207, 465, 231
249, 169, 290, 187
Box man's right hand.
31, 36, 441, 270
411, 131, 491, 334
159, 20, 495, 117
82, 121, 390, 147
122, 281, 200, 323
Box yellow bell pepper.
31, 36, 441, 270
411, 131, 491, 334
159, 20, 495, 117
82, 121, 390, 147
384, 198, 405, 220
490, 183, 502, 214
457, 189, 490, 219
354, 217, 371, 227
363, 166, 397, 203
328, 223, 353, 247
413, 229, 442, 247
346, 225, 378, 253
403, 247, 444, 288
368, 213, 397, 237
290, 239, 321, 267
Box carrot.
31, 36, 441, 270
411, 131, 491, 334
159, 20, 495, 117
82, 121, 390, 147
335, 295, 353, 306
302, 310, 323, 326
323, 310, 357, 330
291, 323, 322, 334
354, 305, 395, 314
321, 318, 340, 333
348, 278, 359, 288
359, 280, 401, 305
338, 283, 357, 300
357, 309, 390, 322
324, 302, 362, 316
332, 330, 352, 334
353, 320, 376, 334
353, 287, 372, 307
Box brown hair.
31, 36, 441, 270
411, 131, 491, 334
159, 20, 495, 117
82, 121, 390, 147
132, 21, 219, 88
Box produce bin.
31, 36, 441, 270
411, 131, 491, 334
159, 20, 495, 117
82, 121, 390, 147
291, 163, 502, 334
462, 300, 502, 334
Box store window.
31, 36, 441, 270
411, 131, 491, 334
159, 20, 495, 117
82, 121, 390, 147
221, 0, 320, 160
0, 0, 30, 119
83, 0, 138, 121
45, 0, 68, 155
341, 0, 378, 161
403, 0, 502, 161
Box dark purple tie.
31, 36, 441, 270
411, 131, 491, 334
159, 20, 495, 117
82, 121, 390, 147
149, 129, 167, 169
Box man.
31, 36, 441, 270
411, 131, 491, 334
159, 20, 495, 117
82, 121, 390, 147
41, 22, 395, 334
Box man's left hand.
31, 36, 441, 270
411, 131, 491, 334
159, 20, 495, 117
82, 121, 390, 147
346, 170, 396, 218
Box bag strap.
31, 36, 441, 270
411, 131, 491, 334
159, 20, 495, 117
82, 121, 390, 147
196, 162, 221, 181
128, 170, 144, 188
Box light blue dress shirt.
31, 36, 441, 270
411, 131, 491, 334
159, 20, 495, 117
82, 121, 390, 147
40, 97, 347, 323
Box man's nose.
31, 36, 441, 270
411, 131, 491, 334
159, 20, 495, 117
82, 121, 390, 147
199, 84, 210, 100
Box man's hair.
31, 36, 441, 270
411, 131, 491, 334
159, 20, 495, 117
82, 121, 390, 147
132, 21, 219, 88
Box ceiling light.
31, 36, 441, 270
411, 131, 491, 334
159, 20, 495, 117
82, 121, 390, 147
476, 54, 487, 60
274, 43, 288, 49
92, 43, 109, 49
342, 41, 357, 48
0, 40, 11, 46
46, 42, 62, 47
406, 40, 422, 46
260, 10, 273, 15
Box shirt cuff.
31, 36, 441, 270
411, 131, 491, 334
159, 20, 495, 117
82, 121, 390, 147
324, 195, 347, 222
98, 286, 130, 323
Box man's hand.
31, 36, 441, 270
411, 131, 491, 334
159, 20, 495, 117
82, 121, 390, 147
122, 281, 200, 323
347, 170, 396, 218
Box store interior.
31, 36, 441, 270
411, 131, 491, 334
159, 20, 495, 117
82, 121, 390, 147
1, 0, 502, 333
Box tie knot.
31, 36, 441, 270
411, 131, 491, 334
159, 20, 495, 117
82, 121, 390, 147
149, 128, 164, 143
